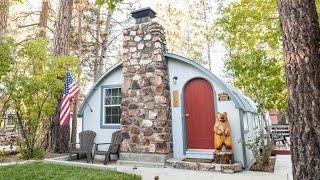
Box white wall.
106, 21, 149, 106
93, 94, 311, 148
167, 59, 244, 164
243, 111, 260, 167
82, 66, 123, 151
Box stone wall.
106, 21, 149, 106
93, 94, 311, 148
120, 22, 172, 154
0, 127, 18, 145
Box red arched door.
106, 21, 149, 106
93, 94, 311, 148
184, 78, 215, 149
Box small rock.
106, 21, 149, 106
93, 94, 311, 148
130, 59, 138, 65
151, 76, 162, 86
134, 36, 141, 41
123, 29, 129, 36
155, 96, 166, 104
133, 75, 141, 80
147, 67, 155, 72
122, 54, 128, 62
144, 34, 151, 40
130, 31, 136, 35
137, 29, 144, 35
141, 120, 153, 127
123, 36, 130, 41
123, 48, 129, 53
146, 72, 154, 78
215, 164, 221, 171
156, 54, 163, 62
130, 47, 137, 53
138, 67, 146, 74
154, 42, 161, 48
129, 103, 138, 109
138, 43, 144, 50
145, 42, 152, 47
143, 128, 153, 136
140, 59, 152, 65
149, 110, 158, 119
132, 52, 140, 58
222, 169, 234, 174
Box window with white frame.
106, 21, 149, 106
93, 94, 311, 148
103, 88, 121, 125
243, 112, 249, 131
253, 115, 258, 129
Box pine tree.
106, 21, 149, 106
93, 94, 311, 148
278, 0, 320, 179
0, 0, 9, 35
47, 0, 74, 153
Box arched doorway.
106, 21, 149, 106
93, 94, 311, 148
184, 78, 215, 149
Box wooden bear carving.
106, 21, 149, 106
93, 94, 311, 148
214, 112, 232, 152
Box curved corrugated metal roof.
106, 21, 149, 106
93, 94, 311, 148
164, 53, 257, 113
78, 53, 257, 116
78, 62, 122, 116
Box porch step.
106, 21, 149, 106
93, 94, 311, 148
117, 160, 165, 168
186, 149, 214, 159
117, 153, 173, 168
166, 158, 242, 173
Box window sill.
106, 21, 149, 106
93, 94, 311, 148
100, 124, 120, 129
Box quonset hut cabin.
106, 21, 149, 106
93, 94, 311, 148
78, 7, 267, 169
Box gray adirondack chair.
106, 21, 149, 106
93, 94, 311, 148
92, 130, 124, 164
69, 130, 96, 163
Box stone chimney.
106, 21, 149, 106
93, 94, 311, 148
120, 7, 172, 156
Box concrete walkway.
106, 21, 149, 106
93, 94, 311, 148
116, 155, 292, 180
45, 155, 292, 180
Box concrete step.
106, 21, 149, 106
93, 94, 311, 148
117, 160, 165, 168
119, 153, 173, 163
186, 149, 214, 159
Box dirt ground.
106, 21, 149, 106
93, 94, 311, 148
250, 156, 276, 173
0, 152, 68, 163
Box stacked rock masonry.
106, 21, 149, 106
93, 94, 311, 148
120, 22, 172, 154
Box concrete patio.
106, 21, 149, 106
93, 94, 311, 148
44, 155, 292, 180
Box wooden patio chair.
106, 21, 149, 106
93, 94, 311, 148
92, 130, 124, 165
69, 130, 96, 163
272, 132, 287, 145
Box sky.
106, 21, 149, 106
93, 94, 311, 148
24, 0, 226, 76
14, 0, 228, 93
141, 0, 226, 77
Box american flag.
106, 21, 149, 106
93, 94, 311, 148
60, 71, 80, 126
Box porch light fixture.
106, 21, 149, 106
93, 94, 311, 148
173, 76, 178, 84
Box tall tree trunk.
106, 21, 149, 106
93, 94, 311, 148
98, 10, 113, 75
0, 0, 9, 35
277, 0, 320, 179
93, 6, 101, 82
201, 0, 211, 71
37, 0, 50, 149
207, 42, 211, 71
71, 3, 83, 147
37, 0, 49, 38
47, 0, 73, 153
93, 9, 113, 82
53, 0, 73, 56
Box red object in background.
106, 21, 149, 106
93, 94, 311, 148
184, 78, 215, 149
272, 149, 291, 155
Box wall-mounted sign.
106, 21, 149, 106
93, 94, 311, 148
173, 90, 180, 107
218, 92, 230, 101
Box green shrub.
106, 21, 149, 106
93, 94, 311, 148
0, 149, 6, 162
19, 146, 44, 160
